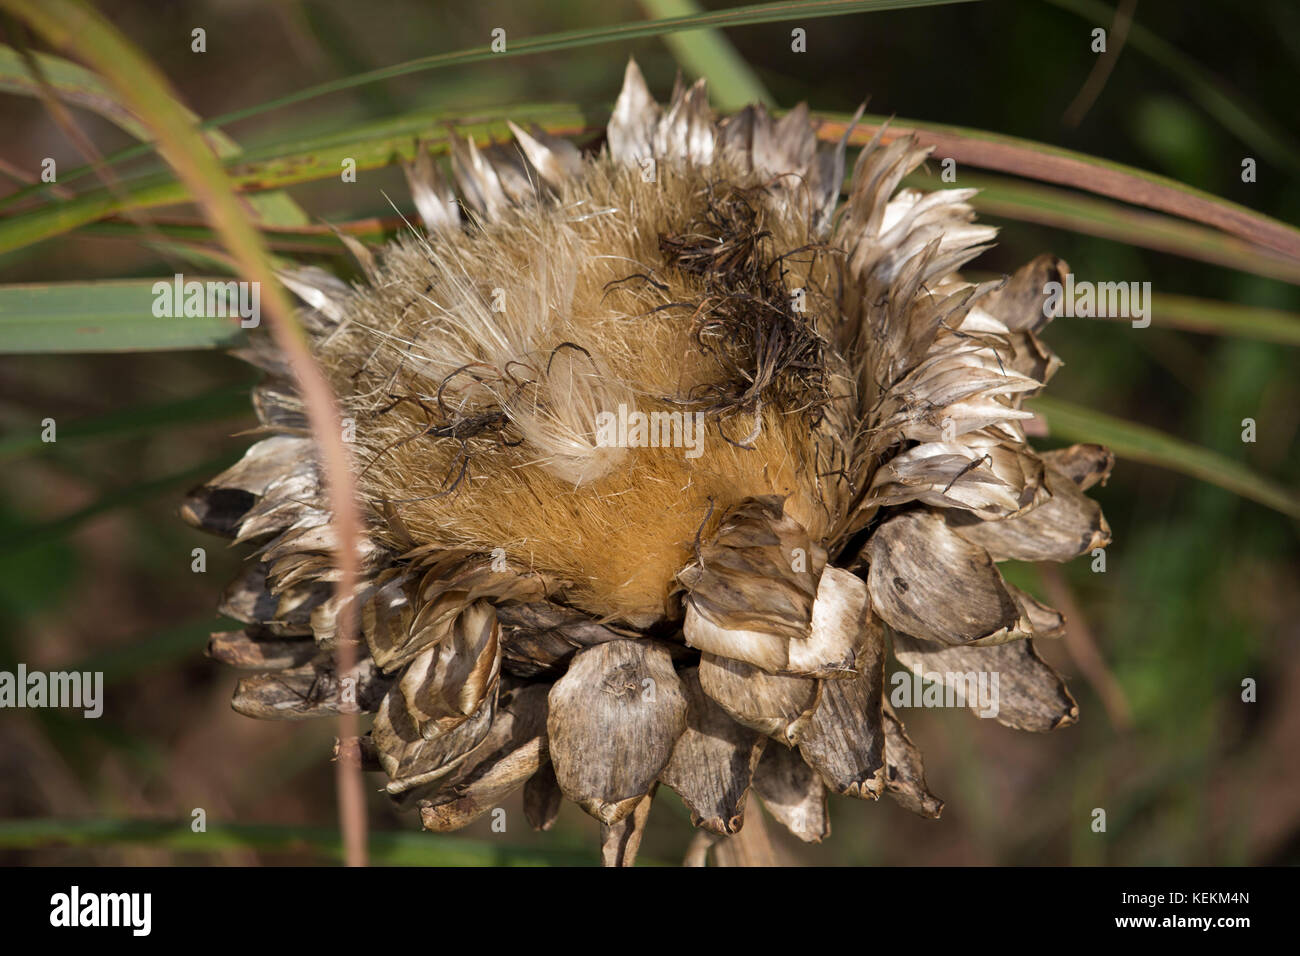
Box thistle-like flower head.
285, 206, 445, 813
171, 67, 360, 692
184, 61, 1112, 863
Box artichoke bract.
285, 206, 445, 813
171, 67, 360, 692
183, 60, 1112, 865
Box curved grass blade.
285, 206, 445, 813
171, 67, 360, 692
1080, 295, 1300, 346
638, 0, 776, 109
0, 104, 591, 255
814, 111, 1300, 262
1, 0, 379, 868
0, 818, 598, 866
1029, 395, 1300, 519
0, 279, 250, 353
965, 272, 1300, 344
932, 170, 1300, 286
0, 45, 307, 224
9, 95, 1297, 292
0, 44, 148, 137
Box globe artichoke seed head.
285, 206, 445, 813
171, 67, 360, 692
184, 60, 1113, 863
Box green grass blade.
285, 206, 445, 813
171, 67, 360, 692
0, 44, 307, 224
967, 273, 1300, 344
1080, 294, 1300, 345
1029, 395, 1300, 519
934, 169, 1300, 286
0, 44, 148, 137
9, 96, 1297, 294
814, 110, 1300, 262
0, 818, 598, 865
0, 279, 250, 352
0, 104, 591, 255
638, 0, 776, 109
1143, 296, 1300, 345
51, 153, 1300, 290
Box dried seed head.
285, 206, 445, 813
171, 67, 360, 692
185, 58, 1112, 865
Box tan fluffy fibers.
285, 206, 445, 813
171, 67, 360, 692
317, 158, 849, 626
